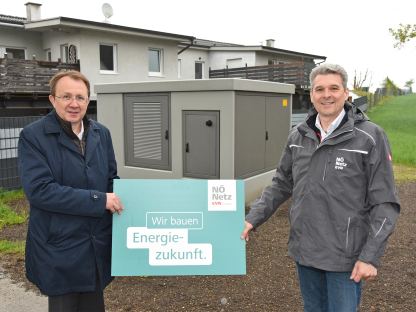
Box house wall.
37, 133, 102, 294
208, 51, 256, 70
78, 30, 180, 97
178, 48, 209, 79
40, 29, 182, 98
0, 26, 43, 59
42, 30, 81, 61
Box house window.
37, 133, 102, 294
226, 58, 243, 68
124, 93, 170, 170
45, 49, 52, 61
60, 44, 69, 62
148, 48, 163, 76
195, 61, 204, 79
100, 44, 117, 72
68, 45, 77, 64
3, 47, 25, 59
177, 59, 182, 78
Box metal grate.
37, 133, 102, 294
0, 116, 41, 190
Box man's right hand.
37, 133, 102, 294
240, 221, 254, 241
106, 193, 123, 215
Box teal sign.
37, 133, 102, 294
112, 179, 246, 276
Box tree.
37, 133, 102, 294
382, 77, 400, 96
389, 24, 416, 48
405, 79, 414, 93
353, 69, 371, 90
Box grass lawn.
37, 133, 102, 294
367, 94, 416, 167
0, 189, 27, 230
0, 240, 25, 254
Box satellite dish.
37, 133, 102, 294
102, 3, 113, 22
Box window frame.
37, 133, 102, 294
60, 44, 69, 63
148, 48, 164, 77
195, 61, 204, 79
177, 58, 182, 78
99, 43, 118, 74
45, 48, 52, 61
0, 47, 26, 59
226, 58, 243, 68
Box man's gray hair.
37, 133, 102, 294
310, 63, 348, 89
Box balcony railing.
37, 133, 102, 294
0, 56, 80, 94
209, 61, 315, 89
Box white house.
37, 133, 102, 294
0, 3, 196, 99
1, 3, 326, 100
0, 2, 327, 191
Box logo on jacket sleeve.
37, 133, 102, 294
335, 157, 347, 170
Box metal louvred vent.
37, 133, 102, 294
132, 102, 162, 160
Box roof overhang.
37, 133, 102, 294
24, 17, 195, 43
208, 45, 326, 60
0, 22, 25, 29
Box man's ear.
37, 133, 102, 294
49, 95, 56, 108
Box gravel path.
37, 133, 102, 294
0, 265, 47, 312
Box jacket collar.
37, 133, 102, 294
297, 102, 369, 143
43, 111, 101, 159
44, 110, 100, 133
297, 102, 369, 144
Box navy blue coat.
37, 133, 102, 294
18, 111, 118, 296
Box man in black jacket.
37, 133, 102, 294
19, 71, 123, 312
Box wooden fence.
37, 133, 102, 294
209, 62, 315, 88
0, 57, 80, 94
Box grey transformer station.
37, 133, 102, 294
96, 78, 294, 203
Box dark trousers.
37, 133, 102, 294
48, 289, 105, 312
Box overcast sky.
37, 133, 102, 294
3, 0, 415, 90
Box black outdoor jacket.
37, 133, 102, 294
246, 103, 400, 271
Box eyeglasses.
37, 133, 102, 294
54, 94, 88, 104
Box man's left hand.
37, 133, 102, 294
350, 260, 377, 283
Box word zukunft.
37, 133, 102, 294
149, 244, 212, 265
155, 247, 205, 260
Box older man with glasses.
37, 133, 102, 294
18, 70, 123, 312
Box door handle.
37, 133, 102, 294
265, 131, 269, 141
205, 120, 213, 127
165, 130, 169, 140
185, 143, 189, 153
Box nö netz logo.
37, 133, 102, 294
207, 180, 236, 211
335, 156, 347, 170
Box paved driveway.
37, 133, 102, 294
0, 266, 47, 312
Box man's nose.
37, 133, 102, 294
68, 97, 79, 105
323, 89, 331, 97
